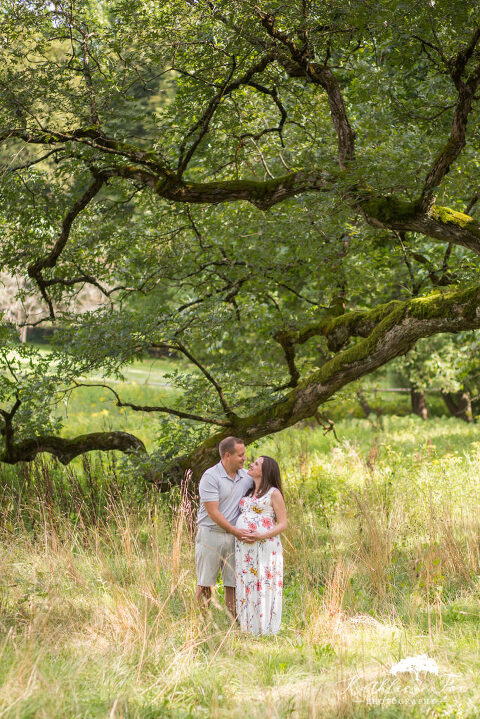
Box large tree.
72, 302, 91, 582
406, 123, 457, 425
1, 0, 480, 481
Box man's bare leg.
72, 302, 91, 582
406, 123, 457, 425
224, 586, 236, 619
196, 585, 212, 611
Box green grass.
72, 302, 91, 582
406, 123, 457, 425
55, 356, 183, 448
1, 416, 480, 716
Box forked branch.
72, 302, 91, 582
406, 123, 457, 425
422, 27, 480, 201
256, 10, 355, 167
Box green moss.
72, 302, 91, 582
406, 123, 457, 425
320, 300, 403, 337
311, 303, 408, 385
233, 391, 299, 431
430, 205, 476, 229
291, 301, 405, 347
407, 291, 444, 319
185, 173, 298, 199
360, 195, 421, 223
409, 285, 480, 321
304, 286, 480, 385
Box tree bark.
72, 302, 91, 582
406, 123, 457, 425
357, 389, 374, 418
441, 389, 473, 422
410, 386, 428, 420
0, 431, 146, 465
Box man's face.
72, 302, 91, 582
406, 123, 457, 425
226, 443, 246, 470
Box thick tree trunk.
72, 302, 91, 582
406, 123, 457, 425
441, 390, 473, 422
410, 386, 428, 420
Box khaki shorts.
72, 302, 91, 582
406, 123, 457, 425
195, 526, 235, 587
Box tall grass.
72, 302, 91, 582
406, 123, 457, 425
1, 417, 480, 717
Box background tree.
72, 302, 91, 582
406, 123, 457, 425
392, 333, 477, 421
1, 0, 480, 480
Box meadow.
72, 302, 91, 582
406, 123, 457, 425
1, 358, 480, 717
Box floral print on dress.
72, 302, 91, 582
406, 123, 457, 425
235, 487, 283, 635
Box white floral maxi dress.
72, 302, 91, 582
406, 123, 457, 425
235, 487, 283, 635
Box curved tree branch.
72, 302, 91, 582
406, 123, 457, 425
0, 397, 21, 456
165, 342, 238, 419
4, 287, 480, 475
0, 431, 146, 465
27, 172, 105, 316
360, 197, 480, 255
0, 128, 173, 178
422, 27, 480, 202
272, 330, 300, 389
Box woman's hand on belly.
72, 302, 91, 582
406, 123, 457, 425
236, 529, 256, 542
243, 529, 264, 542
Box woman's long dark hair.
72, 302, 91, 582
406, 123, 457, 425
247, 456, 283, 498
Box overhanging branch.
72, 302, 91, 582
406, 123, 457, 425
0, 431, 146, 465
0, 128, 172, 178
256, 9, 355, 168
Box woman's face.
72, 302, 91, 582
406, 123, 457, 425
248, 456, 263, 480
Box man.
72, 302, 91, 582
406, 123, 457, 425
195, 436, 254, 615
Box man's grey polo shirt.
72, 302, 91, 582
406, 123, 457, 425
197, 461, 253, 530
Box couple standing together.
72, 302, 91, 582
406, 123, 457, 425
195, 436, 288, 635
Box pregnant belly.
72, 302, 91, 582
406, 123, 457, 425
236, 512, 273, 536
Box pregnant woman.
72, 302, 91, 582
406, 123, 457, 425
235, 456, 287, 635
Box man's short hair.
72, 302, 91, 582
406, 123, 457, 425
219, 436, 245, 457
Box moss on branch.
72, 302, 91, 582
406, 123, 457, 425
360, 195, 474, 232
430, 205, 476, 229
360, 195, 422, 224
407, 285, 480, 321
359, 194, 480, 251
154, 170, 329, 208
276, 300, 405, 353
308, 285, 480, 384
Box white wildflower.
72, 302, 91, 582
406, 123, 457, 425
390, 654, 439, 677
